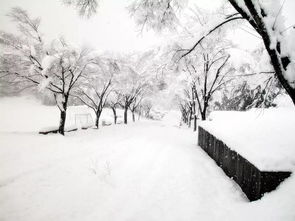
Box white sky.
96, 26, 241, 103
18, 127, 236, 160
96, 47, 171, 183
0, 0, 294, 54
0, 0, 167, 54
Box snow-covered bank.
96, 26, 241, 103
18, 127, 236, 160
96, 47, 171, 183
200, 108, 295, 171
0, 96, 125, 132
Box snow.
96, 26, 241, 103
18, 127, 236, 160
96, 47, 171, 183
0, 97, 295, 221
0, 96, 59, 132
38, 77, 52, 91
274, 94, 294, 107
200, 108, 295, 171
30, 45, 36, 57
0, 96, 125, 132
161, 110, 181, 126
41, 55, 56, 75
285, 62, 295, 88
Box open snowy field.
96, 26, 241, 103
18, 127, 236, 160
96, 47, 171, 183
0, 97, 295, 221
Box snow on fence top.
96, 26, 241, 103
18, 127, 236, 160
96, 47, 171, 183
199, 108, 295, 172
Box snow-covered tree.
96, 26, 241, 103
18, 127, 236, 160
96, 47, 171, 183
0, 9, 95, 135
140, 98, 153, 118
128, 0, 295, 106
170, 28, 233, 122
106, 90, 122, 124
129, 93, 144, 122
106, 51, 156, 124
74, 58, 117, 128
63, 0, 99, 17
116, 65, 148, 124
0, 7, 44, 95
36, 43, 94, 135
215, 78, 282, 111
175, 89, 195, 127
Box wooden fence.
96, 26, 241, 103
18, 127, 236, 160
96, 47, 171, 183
198, 126, 291, 201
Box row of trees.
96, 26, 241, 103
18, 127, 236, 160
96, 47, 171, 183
55, 0, 295, 131
144, 4, 287, 130
2, 0, 293, 134
0, 7, 154, 135
128, 0, 295, 107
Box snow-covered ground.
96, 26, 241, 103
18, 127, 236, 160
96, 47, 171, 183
0, 97, 295, 221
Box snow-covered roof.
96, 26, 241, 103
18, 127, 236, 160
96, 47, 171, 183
199, 108, 295, 172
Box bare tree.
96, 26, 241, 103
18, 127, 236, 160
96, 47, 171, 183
177, 94, 192, 126
106, 91, 121, 124
111, 59, 148, 124
180, 37, 233, 121
118, 83, 146, 124
74, 58, 115, 128
141, 99, 153, 118
129, 95, 144, 122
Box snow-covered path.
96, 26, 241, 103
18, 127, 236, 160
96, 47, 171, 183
0, 121, 294, 221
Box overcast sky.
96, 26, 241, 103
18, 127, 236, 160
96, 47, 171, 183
0, 0, 294, 54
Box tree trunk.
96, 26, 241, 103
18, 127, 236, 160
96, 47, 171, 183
201, 101, 208, 121
201, 111, 206, 121
188, 107, 192, 127
193, 115, 197, 131
95, 111, 101, 129
58, 96, 68, 135
201, 105, 207, 121
58, 110, 66, 135
111, 107, 117, 124
124, 106, 128, 124
132, 111, 135, 122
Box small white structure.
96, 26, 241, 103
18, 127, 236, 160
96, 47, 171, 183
74, 113, 94, 129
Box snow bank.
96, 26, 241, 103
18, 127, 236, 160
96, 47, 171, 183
0, 96, 59, 132
0, 96, 127, 132
200, 108, 295, 171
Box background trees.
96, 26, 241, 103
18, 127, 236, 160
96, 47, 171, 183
116, 67, 148, 124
